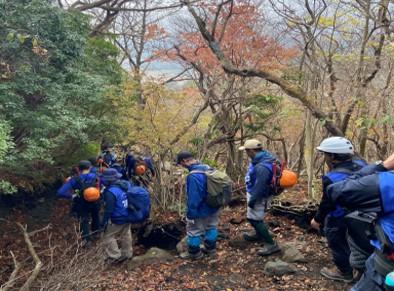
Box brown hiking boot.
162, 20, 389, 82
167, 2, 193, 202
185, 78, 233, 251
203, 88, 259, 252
320, 267, 353, 283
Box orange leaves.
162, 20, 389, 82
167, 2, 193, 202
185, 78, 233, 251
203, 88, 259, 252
171, 1, 298, 76
145, 23, 166, 40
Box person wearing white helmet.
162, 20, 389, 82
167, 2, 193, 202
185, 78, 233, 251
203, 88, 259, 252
311, 136, 367, 282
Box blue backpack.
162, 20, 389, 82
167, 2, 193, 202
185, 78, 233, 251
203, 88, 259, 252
126, 186, 151, 223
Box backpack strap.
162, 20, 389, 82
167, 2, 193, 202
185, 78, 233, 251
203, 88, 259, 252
74, 176, 85, 191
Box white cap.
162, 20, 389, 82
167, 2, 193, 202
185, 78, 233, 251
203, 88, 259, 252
316, 136, 354, 154
239, 139, 263, 151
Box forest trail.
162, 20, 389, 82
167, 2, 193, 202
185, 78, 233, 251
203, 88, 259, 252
0, 192, 349, 290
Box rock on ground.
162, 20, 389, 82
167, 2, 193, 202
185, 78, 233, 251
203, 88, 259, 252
176, 236, 187, 254
281, 243, 307, 263
264, 259, 297, 276
128, 247, 173, 269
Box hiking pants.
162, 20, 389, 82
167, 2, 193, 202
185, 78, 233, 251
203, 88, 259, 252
103, 223, 133, 260
75, 199, 100, 242
351, 254, 384, 291
324, 215, 352, 274
186, 211, 219, 254
246, 192, 267, 221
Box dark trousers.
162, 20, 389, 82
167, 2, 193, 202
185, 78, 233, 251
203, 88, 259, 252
72, 198, 101, 241
324, 215, 352, 273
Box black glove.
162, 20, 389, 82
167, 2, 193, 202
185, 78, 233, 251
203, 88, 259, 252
248, 200, 256, 209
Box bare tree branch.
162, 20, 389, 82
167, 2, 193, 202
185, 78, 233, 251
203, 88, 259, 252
18, 223, 43, 291
184, 0, 344, 136
1, 251, 21, 291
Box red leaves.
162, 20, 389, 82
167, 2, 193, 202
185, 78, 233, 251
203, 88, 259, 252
167, 1, 298, 76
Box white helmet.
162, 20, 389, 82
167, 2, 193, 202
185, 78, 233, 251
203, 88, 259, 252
316, 136, 354, 155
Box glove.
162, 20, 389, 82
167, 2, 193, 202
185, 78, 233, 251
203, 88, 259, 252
248, 200, 256, 209
186, 218, 195, 224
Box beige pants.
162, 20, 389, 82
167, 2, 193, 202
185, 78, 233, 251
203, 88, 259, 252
246, 192, 268, 221
103, 223, 133, 260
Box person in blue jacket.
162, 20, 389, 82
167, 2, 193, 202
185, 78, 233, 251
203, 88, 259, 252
310, 137, 367, 282
101, 168, 133, 262
327, 153, 394, 291
176, 151, 220, 260
57, 160, 101, 246
100, 144, 117, 168
239, 139, 280, 256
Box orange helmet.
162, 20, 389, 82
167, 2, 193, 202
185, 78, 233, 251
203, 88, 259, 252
279, 170, 297, 188
135, 164, 146, 176
83, 187, 100, 202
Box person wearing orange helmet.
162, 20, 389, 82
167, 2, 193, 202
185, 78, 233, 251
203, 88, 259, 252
311, 137, 367, 282
57, 160, 101, 247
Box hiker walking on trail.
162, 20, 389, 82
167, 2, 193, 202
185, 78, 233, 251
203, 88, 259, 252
310, 137, 367, 283
239, 139, 281, 256
176, 151, 223, 260
326, 153, 394, 291
100, 144, 117, 168
57, 160, 101, 247
101, 168, 134, 263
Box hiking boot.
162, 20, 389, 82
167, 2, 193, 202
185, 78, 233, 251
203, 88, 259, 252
320, 267, 353, 283
180, 251, 204, 260
257, 243, 281, 256
243, 231, 261, 242
81, 240, 92, 248
105, 256, 129, 265
202, 247, 216, 256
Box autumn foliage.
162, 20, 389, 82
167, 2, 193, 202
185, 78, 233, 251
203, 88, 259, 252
168, 2, 297, 74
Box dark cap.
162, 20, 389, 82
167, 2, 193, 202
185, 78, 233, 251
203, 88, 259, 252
78, 160, 92, 170
100, 168, 122, 182
176, 151, 194, 165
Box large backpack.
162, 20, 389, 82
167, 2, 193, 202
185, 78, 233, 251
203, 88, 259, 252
125, 186, 151, 223
75, 175, 100, 202
190, 169, 233, 208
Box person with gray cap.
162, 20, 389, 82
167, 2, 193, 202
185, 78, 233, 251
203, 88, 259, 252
101, 168, 134, 262
310, 136, 367, 282
239, 139, 280, 256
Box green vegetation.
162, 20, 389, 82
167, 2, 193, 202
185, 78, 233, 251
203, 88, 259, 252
0, 0, 123, 191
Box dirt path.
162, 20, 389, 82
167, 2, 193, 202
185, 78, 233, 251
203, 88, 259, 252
95, 205, 350, 290
0, 198, 351, 290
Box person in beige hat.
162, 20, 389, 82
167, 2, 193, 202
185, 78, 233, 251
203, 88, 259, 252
239, 139, 281, 256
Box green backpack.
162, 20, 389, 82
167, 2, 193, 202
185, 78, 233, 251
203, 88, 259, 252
190, 169, 233, 208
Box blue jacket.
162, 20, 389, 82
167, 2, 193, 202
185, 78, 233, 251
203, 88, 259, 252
327, 164, 394, 246
186, 163, 218, 219
102, 180, 131, 225
143, 156, 155, 176
57, 172, 98, 199
245, 151, 276, 204
102, 151, 116, 167
314, 159, 367, 223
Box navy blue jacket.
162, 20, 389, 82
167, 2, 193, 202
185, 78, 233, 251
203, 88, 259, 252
314, 159, 366, 223
326, 163, 387, 214
245, 151, 276, 205
102, 151, 116, 167
186, 163, 218, 219
327, 164, 394, 246
57, 172, 99, 199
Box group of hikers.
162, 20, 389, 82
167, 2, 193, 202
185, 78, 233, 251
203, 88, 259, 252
57, 138, 394, 290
